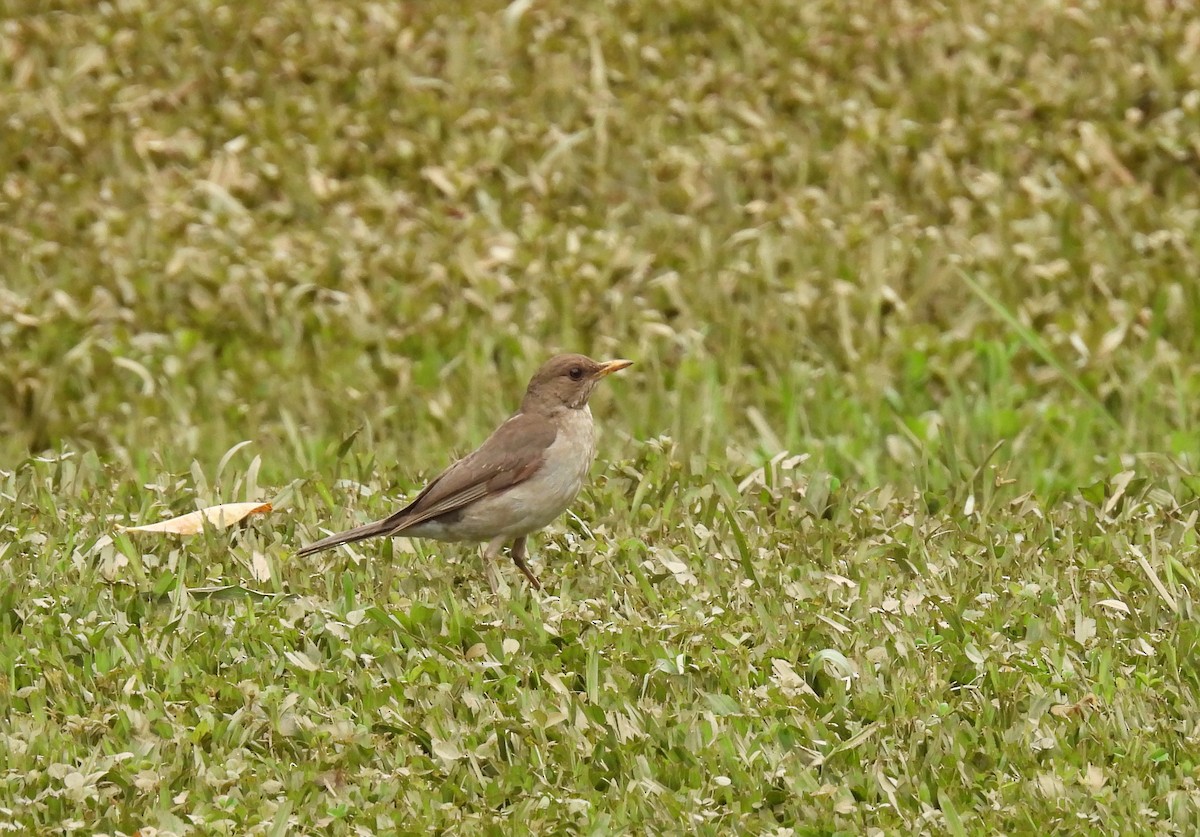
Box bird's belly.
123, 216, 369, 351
415, 411, 596, 542
468, 464, 587, 538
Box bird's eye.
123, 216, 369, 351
568, 366, 584, 381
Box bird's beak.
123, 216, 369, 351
596, 359, 634, 378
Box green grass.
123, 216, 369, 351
3, 0, 1200, 833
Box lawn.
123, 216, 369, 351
2, 0, 1200, 833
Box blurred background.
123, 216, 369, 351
2, 0, 1198, 492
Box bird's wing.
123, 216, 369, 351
378, 411, 558, 532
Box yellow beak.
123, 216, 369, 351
596, 359, 634, 377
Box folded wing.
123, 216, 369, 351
296, 411, 557, 556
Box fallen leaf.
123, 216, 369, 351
1080, 763, 1108, 792
285, 650, 318, 672
432, 738, 463, 761
654, 550, 697, 586
1050, 693, 1099, 718
1102, 470, 1137, 516
250, 551, 272, 582
119, 502, 272, 535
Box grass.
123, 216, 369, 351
2, 0, 1200, 832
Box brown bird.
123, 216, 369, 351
297, 354, 633, 592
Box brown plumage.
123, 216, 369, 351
298, 354, 632, 592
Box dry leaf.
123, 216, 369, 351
250, 551, 272, 582
284, 650, 318, 672
1080, 763, 1108, 792
1050, 693, 1099, 718
432, 738, 463, 762
1102, 470, 1136, 516
119, 502, 272, 535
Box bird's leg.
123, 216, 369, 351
482, 537, 505, 597
509, 535, 543, 590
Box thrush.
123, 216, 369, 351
297, 353, 633, 592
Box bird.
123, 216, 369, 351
297, 353, 633, 593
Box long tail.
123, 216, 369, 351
296, 517, 397, 557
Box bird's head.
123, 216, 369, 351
521, 353, 633, 411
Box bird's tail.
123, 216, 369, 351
296, 517, 395, 557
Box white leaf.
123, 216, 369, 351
250, 551, 272, 583
432, 738, 462, 761
284, 650, 318, 672
119, 502, 272, 535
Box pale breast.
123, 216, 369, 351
517, 405, 596, 515
413, 406, 598, 542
